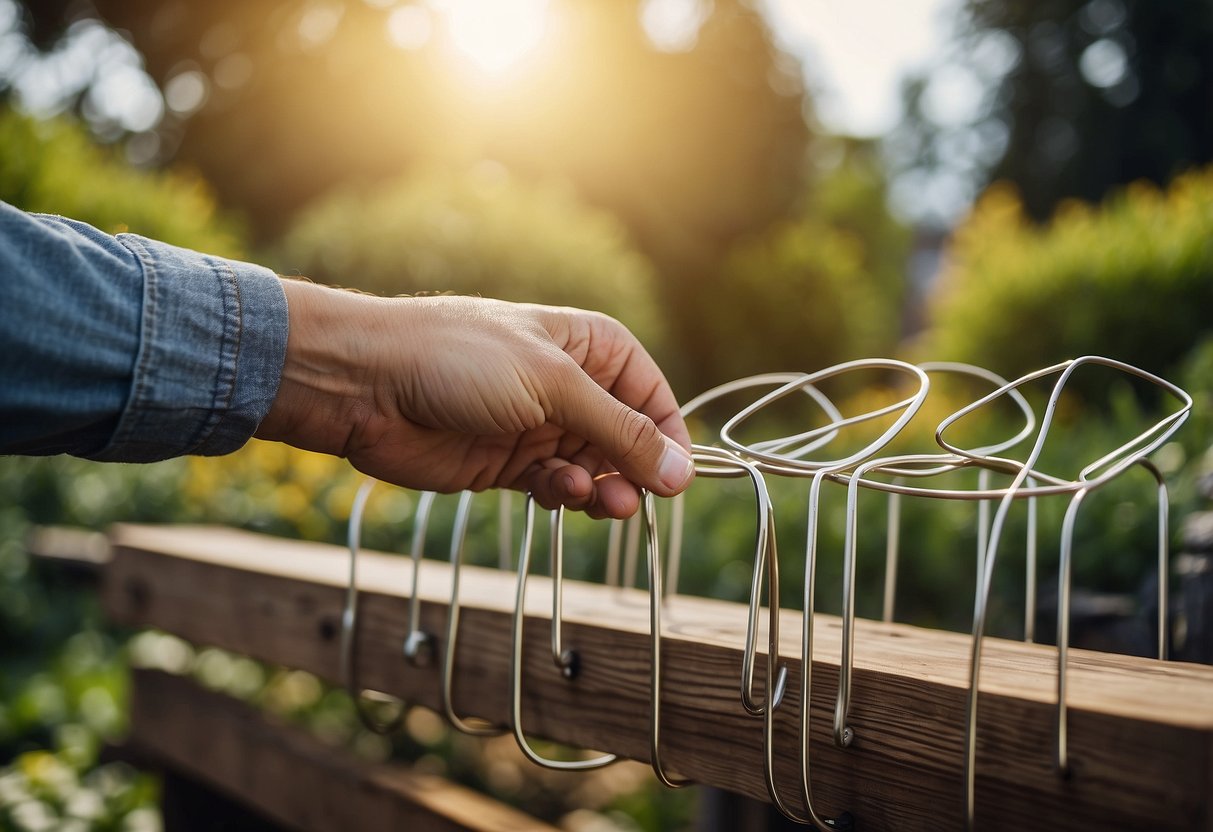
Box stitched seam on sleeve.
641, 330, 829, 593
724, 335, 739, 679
112, 235, 158, 451
186, 258, 243, 454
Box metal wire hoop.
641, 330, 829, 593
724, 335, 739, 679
341, 478, 405, 734
509, 494, 617, 770
441, 490, 505, 736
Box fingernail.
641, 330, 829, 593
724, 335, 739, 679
658, 438, 694, 492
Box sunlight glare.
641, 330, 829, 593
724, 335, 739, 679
388, 5, 433, 51
641, 0, 711, 52
760, 0, 954, 137
438, 0, 549, 75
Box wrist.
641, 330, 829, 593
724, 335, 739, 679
254, 279, 381, 455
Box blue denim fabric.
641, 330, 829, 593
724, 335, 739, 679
0, 200, 288, 461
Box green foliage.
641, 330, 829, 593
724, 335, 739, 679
0, 104, 250, 830
0, 753, 158, 832
2, 91, 1207, 832
920, 167, 1213, 384
699, 141, 910, 382
275, 166, 665, 356
890, 0, 1213, 225
0, 458, 179, 830
0, 107, 245, 257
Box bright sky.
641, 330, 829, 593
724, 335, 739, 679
0, 0, 960, 152
760, 0, 957, 137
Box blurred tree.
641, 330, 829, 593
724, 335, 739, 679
0, 106, 245, 254
888, 0, 1213, 226
274, 164, 666, 361
8, 0, 812, 393
703, 138, 910, 380
918, 165, 1213, 386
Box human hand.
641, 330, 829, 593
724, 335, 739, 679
255, 280, 694, 519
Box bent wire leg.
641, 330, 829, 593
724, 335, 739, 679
770, 469, 854, 828
1140, 459, 1171, 660
605, 518, 623, 588
975, 468, 991, 621
1054, 488, 1089, 777
745, 500, 788, 719
497, 489, 513, 571
641, 491, 692, 788
963, 471, 1027, 830
1055, 461, 1171, 776
509, 495, 616, 770
692, 446, 787, 717
835, 457, 889, 748
759, 507, 801, 820
402, 490, 438, 666
550, 507, 579, 678
622, 513, 642, 589
760, 508, 819, 817
689, 448, 799, 820
882, 483, 902, 623
442, 490, 503, 736
666, 490, 686, 600
341, 478, 405, 734
1025, 482, 1038, 643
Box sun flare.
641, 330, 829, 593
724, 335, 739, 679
439, 0, 550, 75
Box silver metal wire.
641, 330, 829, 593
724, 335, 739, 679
692, 445, 788, 716
402, 490, 438, 665
687, 447, 798, 811
640, 489, 693, 788
342, 480, 441, 734
667, 373, 843, 601
509, 494, 617, 770
441, 490, 504, 736
1053, 458, 1170, 776
341, 478, 406, 734
339, 353, 1188, 828
936, 356, 1191, 830
719, 359, 931, 475
699, 356, 1188, 827
497, 490, 513, 570
829, 363, 1037, 749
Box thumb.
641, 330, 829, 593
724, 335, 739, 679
549, 365, 694, 497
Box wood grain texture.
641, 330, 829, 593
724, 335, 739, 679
104, 524, 1213, 831
129, 668, 557, 832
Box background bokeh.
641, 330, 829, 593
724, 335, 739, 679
2, 0, 1212, 829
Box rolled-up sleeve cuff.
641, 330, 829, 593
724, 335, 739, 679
88, 235, 288, 462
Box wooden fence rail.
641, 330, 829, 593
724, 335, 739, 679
101, 524, 1213, 831
128, 668, 558, 832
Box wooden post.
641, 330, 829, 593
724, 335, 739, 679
103, 524, 1213, 831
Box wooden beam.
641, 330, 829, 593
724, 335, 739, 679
128, 668, 558, 832
104, 524, 1213, 831
25, 525, 110, 578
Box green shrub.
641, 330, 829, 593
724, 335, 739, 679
0, 106, 250, 829
920, 168, 1213, 384
0, 107, 245, 257
274, 166, 664, 355
698, 142, 910, 382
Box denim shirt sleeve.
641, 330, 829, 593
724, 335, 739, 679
0, 200, 288, 461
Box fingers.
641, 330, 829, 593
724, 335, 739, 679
544, 369, 692, 498
534, 312, 694, 499
526, 462, 641, 520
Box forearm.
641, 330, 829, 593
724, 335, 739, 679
1, 198, 692, 516
0, 201, 288, 460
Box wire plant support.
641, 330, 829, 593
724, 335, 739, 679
341, 354, 1192, 830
